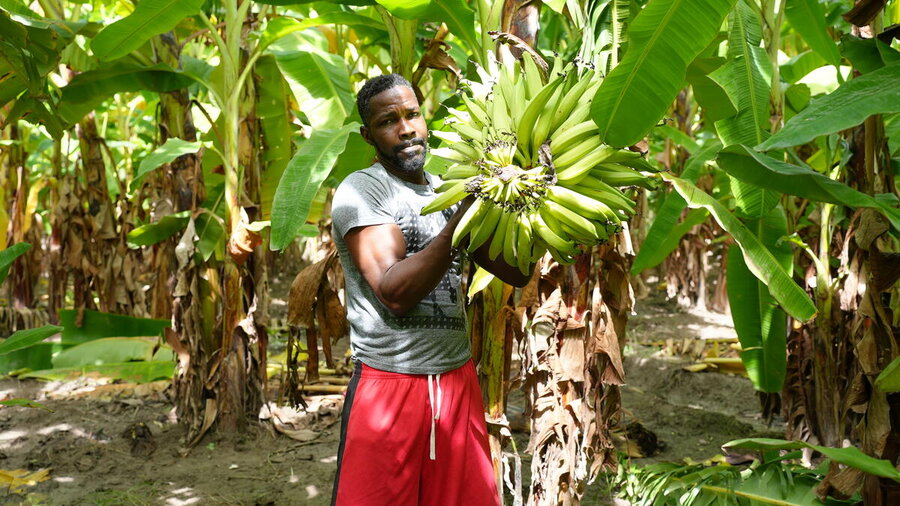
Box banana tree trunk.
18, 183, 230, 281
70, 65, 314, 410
4, 125, 40, 310
473, 279, 516, 502
182, 1, 264, 439
523, 235, 633, 505
782, 111, 900, 503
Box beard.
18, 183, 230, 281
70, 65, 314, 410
379, 137, 428, 174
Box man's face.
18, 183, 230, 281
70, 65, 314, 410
361, 85, 428, 175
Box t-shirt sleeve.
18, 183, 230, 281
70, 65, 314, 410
332, 172, 396, 239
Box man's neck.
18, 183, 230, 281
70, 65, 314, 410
380, 157, 427, 185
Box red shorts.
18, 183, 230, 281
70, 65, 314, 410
331, 360, 500, 506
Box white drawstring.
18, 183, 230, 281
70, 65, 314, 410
427, 373, 443, 460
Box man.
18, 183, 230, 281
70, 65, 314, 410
330, 74, 532, 505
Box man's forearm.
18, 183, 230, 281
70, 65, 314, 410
378, 215, 463, 316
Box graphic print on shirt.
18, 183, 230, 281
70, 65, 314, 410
381, 202, 465, 331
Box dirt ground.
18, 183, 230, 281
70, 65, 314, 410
0, 290, 777, 505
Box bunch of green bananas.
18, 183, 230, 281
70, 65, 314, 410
421, 48, 658, 275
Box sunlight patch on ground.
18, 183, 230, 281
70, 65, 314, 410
320, 455, 337, 463
306, 485, 319, 499
163, 485, 201, 506
53, 476, 75, 483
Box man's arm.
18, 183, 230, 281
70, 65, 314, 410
469, 244, 534, 288
344, 203, 469, 317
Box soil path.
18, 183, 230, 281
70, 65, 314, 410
0, 293, 773, 505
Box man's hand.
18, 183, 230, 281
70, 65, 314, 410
344, 202, 470, 316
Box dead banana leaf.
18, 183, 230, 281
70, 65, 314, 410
0, 468, 50, 494
226, 208, 262, 266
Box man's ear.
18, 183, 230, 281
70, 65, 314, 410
360, 125, 374, 146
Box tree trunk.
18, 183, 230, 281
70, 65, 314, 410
523, 234, 633, 505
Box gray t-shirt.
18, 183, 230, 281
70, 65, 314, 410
331, 163, 470, 375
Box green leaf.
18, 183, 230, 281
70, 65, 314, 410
52, 337, 160, 368
711, 1, 771, 147
58, 309, 170, 346
270, 123, 359, 250
0, 242, 31, 286
374, 0, 431, 19
0, 398, 52, 411
591, 0, 737, 147
724, 438, 900, 482
91, 0, 206, 61
21, 361, 174, 384
195, 212, 225, 262
632, 141, 720, 274
840, 35, 900, 74
127, 211, 190, 248
686, 57, 737, 122
274, 48, 353, 129
258, 12, 385, 54
717, 145, 900, 231
785, 0, 841, 67
130, 138, 202, 191
757, 63, 900, 150
257, 55, 293, 220
780, 50, 828, 83
875, 356, 900, 393
0, 325, 63, 356
662, 173, 817, 322
727, 206, 790, 393
58, 64, 195, 124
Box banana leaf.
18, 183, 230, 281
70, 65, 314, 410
711, 0, 771, 147
257, 55, 294, 220
840, 35, 900, 74
21, 361, 174, 384
785, 0, 841, 67
662, 173, 817, 322
0, 325, 63, 356
591, 0, 737, 147
0, 242, 31, 286
780, 50, 827, 83
52, 337, 162, 368
91, 0, 206, 61
127, 211, 190, 248
130, 138, 203, 192
757, 62, 900, 150
57, 64, 196, 125
270, 122, 359, 250
632, 141, 720, 274
724, 438, 900, 482
374, 0, 431, 19
58, 309, 170, 346
875, 356, 900, 393
727, 206, 791, 393
686, 57, 737, 122
717, 145, 900, 232
274, 47, 354, 130
257, 13, 386, 54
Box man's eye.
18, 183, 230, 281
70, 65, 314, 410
409, 111, 420, 118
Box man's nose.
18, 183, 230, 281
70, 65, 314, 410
398, 117, 416, 139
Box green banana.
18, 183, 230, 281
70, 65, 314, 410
550, 120, 599, 154
515, 77, 563, 155
546, 185, 620, 223
531, 212, 578, 257
502, 209, 519, 267
516, 214, 534, 275
556, 145, 619, 183
488, 210, 512, 261
553, 135, 606, 169
452, 198, 486, 247
421, 178, 471, 215
442, 164, 481, 180
542, 200, 599, 243
469, 203, 503, 251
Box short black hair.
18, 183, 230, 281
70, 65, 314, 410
357, 74, 414, 127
